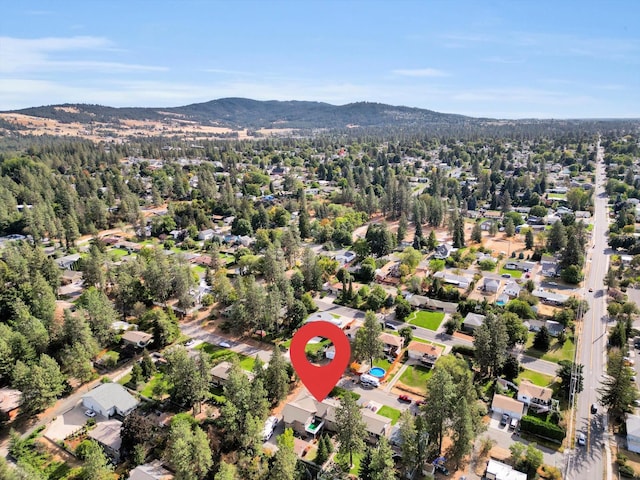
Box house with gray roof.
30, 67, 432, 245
463, 313, 486, 332
82, 383, 138, 418
88, 419, 123, 462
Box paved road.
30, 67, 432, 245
565, 141, 610, 480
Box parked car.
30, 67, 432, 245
577, 432, 586, 446
509, 417, 518, 430
500, 413, 509, 427
501, 273, 511, 278
434, 464, 449, 475
384, 323, 398, 331
184, 338, 196, 347
398, 395, 412, 404
500, 413, 509, 426
590, 403, 598, 414
85, 409, 96, 418
219, 341, 231, 348
588, 287, 593, 292
263, 416, 279, 441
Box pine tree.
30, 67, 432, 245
471, 222, 482, 243
358, 446, 374, 480
525, 229, 534, 249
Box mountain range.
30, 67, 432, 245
3, 98, 477, 130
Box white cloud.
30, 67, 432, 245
0, 36, 166, 73
392, 68, 449, 77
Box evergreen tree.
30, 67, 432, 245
525, 229, 534, 249
265, 346, 290, 404
214, 462, 238, 480
335, 393, 366, 466
427, 229, 438, 250
533, 326, 551, 352
370, 437, 396, 480
269, 428, 297, 480
452, 216, 465, 248
546, 221, 567, 253
397, 214, 408, 245
354, 311, 384, 368
358, 446, 374, 480
471, 222, 482, 243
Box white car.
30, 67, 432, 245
577, 432, 586, 446
85, 409, 96, 418
219, 341, 231, 348
184, 339, 196, 347
263, 416, 279, 441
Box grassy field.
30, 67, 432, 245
407, 311, 445, 331
548, 193, 566, 200
386, 331, 446, 349
192, 265, 207, 275
517, 369, 556, 387
140, 372, 170, 398
398, 365, 433, 393
377, 406, 401, 425
305, 338, 332, 356
109, 248, 129, 260
219, 253, 236, 265
195, 342, 255, 371
524, 333, 575, 363
499, 265, 523, 278
373, 358, 392, 371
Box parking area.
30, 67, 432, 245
45, 403, 105, 441
488, 411, 516, 432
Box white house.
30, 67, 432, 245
628, 415, 640, 453
483, 278, 501, 294
306, 311, 346, 328
503, 281, 522, 298
491, 394, 525, 420
517, 380, 553, 410
82, 383, 139, 418
485, 459, 527, 480
128, 459, 174, 480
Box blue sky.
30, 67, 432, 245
0, 0, 638, 118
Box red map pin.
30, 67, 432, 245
289, 321, 351, 402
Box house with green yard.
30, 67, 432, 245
361, 408, 392, 443
516, 380, 553, 413
407, 341, 443, 368
462, 312, 486, 332
491, 393, 525, 420
210, 361, 254, 386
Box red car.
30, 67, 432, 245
398, 395, 412, 403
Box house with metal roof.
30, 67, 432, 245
82, 383, 138, 418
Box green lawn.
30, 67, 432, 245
517, 369, 556, 387
335, 451, 364, 475
140, 372, 170, 398
195, 342, 255, 371
118, 373, 132, 386
109, 248, 129, 260
219, 253, 235, 265
386, 331, 446, 349
407, 311, 445, 331
524, 333, 575, 363
398, 365, 433, 393
378, 406, 401, 425
548, 193, 566, 200
373, 358, 392, 371
305, 338, 332, 356
193, 265, 207, 275
499, 265, 523, 278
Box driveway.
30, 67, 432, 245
45, 403, 103, 442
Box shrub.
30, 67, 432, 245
519, 415, 565, 442
452, 345, 475, 357
619, 464, 635, 478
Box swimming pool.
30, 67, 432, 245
369, 367, 386, 378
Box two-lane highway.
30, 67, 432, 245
566, 140, 610, 480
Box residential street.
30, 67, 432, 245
565, 141, 610, 480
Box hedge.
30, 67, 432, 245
519, 415, 566, 442
452, 345, 476, 357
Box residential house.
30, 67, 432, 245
503, 260, 536, 272
88, 419, 123, 462
335, 250, 357, 266
82, 383, 139, 418
406, 342, 443, 368
517, 380, 553, 412
434, 244, 453, 260
462, 313, 486, 332
491, 394, 525, 420
433, 271, 470, 289
401, 293, 457, 313
55, 253, 82, 270
121, 330, 153, 348
627, 415, 640, 453
198, 229, 215, 241
540, 256, 560, 277
282, 393, 339, 438
503, 281, 522, 298
484, 210, 503, 220
61, 270, 83, 285
361, 409, 392, 443
375, 261, 401, 285
210, 361, 254, 386
379, 332, 404, 358
485, 459, 527, 480
531, 289, 569, 306
483, 278, 501, 294
480, 219, 496, 231
128, 460, 175, 480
